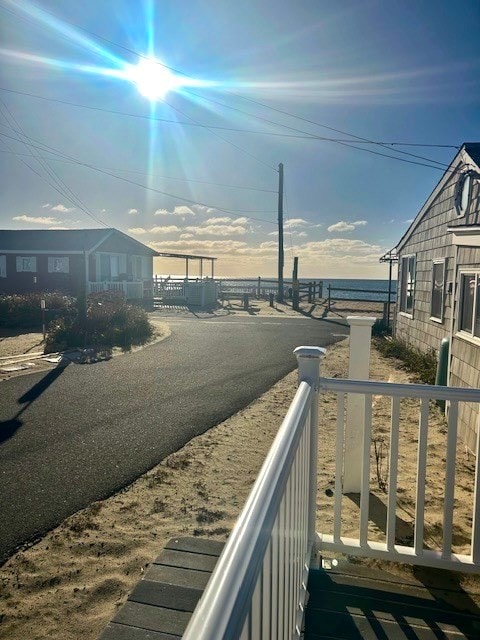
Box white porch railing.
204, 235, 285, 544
318, 377, 480, 572
87, 281, 145, 299
184, 345, 480, 639
183, 347, 324, 640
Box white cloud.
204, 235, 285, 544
128, 227, 147, 235
48, 226, 70, 230
42, 203, 51, 209
150, 239, 247, 254
155, 206, 195, 217
206, 216, 232, 224
328, 220, 368, 233
284, 218, 308, 229
297, 231, 308, 237
268, 231, 279, 237
180, 233, 194, 239
100, 208, 107, 213
185, 225, 247, 237
150, 225, 180, 234
128, 208, 139, 215
232, 217, 249, 226
51, 204, 75, 213
13, 215, 60, 225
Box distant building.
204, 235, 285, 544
0, 228, 158, 302
393, 142, 480, 451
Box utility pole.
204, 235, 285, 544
277, 162, 284, 302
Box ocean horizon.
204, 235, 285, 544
154, 275, 396, 302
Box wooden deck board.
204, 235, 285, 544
304, 563, 480, 640
98, 537, 224, 640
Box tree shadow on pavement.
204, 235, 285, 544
0, 364, 69, 444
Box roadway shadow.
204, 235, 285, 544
0, 363, 69, 444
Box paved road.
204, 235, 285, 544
0, 314, 348, 563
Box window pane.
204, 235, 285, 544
406, 256, 415, 313
431, 262, 444, 319
460, 274, 475, 332
475, 277, 480, 337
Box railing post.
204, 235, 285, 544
343, 316, 376, 494
294, 346, 325, 559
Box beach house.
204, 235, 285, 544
393, 142, 480, 451
0, 228, 158, 303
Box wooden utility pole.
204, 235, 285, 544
277, 162, 284, 302
292, 256, 299, 311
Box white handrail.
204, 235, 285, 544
182, 381, 313, 640
320, 377, 480, 402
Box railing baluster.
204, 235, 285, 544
415, 398, 430, 556
278, 497, 285, 640
443, 400, 458, 559
285, 473, 292, 638
472, 412, 480, 564
271, 517, 278, 639
250, 574, 261, 639
262, 539, 271, 639
359, 394, 373, 546
387, 396, 400, 550
334, 393, 345, 542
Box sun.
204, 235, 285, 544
127, 58, 179, 100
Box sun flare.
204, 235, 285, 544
127, 58, 179, 100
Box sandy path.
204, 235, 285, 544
1, 330, 478, 639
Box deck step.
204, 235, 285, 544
99, 537, 224, 640
303, 560, 480, 640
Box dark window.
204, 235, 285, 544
431, 260, 445, 320
400, 255, 415, 314
459, 274, 476, 334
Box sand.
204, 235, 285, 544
1, 307, 478, 639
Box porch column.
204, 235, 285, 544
343, 316, 376, 494
294, 346, 326, 557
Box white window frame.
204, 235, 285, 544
0, 255, 6, 278
430, 258, 446, 323
48, 256, 69, 273
455, 172, 472, 218
399, 254, 416, 317
16, 256, 37, 272
457, 270, 480, 344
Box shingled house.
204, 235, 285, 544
0, 228, 158, 302
394, 142, 480, 451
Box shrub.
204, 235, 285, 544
45, 291, 153, 353
0, 292, 75, 329
374, 336, 437, 385
371, 318, 392, 337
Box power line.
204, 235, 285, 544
0, 2, 462, 175
1, 129, 280, 224
0, 99, 108, 226
0, 86, 459, 174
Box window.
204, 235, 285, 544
431, 259, 446, 321
48, 257, 69, 273
455, 172, 472, 217
399, 255, 416, 314
459, 273, 480, 338
16, 256, 37, 272
99, 254, 122, 280
0, 255, 6, 278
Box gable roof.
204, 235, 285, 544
0, 228, 158, 256
395, 142, 480, 253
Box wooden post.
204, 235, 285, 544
200, 258, 203, 279
343, 316, 376, 494
257, 276, 261, 298
328, 284, 331, 310
308, 282, 312, 304
186, 257, 189, 280
292, 257, 299, 311
277, 163, 284, 302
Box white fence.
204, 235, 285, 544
319, 377, 480, 572
183, 348, 323, 640
87, 281, 144, 299
184, 341, 480, 639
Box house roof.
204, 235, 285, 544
394, 142, 480, 253
0, 228, 159, 256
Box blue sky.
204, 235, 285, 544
1, 0, 479, 278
